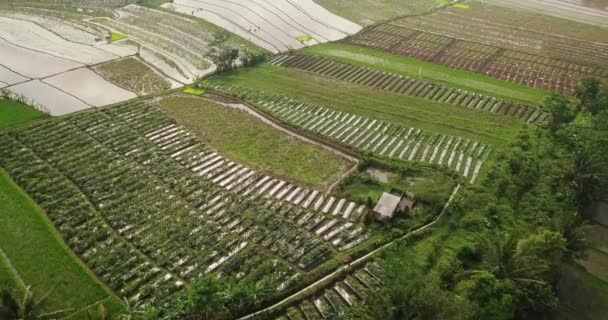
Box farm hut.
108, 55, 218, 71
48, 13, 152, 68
373, 192, 402, 221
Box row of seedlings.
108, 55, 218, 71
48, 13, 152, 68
269, 54, 546, 123
76, 102, 355, 272
389, 10, 608, 72
276, 262, 384, 320
107, 103, 372, 253
0, 127, 183, 306
344, 23, 605, 95
207, 82, 490, 184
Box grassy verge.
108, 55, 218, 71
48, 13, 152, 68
0, 169, 120, 318
211, 64, 525, 147
95, 57, 171, 96
0, 98, 45, 130
109, 33, 126, 42
302, 43, 551, 104
157, 96, 353, 189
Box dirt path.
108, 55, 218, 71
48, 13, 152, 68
237, 184, 461, 320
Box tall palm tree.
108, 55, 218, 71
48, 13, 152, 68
475, 233, 548, 285
0, 285, 71, 320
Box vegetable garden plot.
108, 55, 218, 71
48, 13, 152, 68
207, 81, 490, 184
162, 0, 362, 53
344, 19, 608, 95
270, 54, 547, 124
275, 262, 384, 320
0, 101, 372, 312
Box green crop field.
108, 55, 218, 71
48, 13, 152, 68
302, 43, 551, 104
210, 64, 525, 147
0, 99, 45, 130
158, 96, 353, 189
0, 169, 120, 318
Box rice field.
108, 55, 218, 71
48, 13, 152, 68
162, 0, 362, 53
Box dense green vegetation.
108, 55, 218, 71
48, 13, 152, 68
0, 99, 45, 130
302, 43, 551, 104
211, 64, 524, 147
157, 96, 353, 188
349, 78, 608, 320
0, 169, 120, 318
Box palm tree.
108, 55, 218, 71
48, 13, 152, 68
475, 233, 547, 285
0, 285, 71, 320
116, 297, 149, 320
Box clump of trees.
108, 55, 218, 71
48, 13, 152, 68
205, 31, 266, 73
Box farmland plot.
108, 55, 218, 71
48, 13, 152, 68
0, 16, 129, 64
207, 81, 491, 184
0, 14, 146, 115
270, 54, 548, 124
0, 102, 372, 313
344, 2, 608, 95
90, 15, 215, 84
44, 68, 136, 107
276, 262, 384, 320
481, 0, 608, 28
162, 0, 362, 53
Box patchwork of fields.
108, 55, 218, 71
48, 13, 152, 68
344, 1, 608, 95
1, 0, 606, 318
0, 100, 373, 313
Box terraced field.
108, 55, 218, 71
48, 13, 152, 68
163, 0, 362, 53
344, 2, 608, 95
0, 101, 373, 314
207, 81, 490, 184
270, 54, 548, 123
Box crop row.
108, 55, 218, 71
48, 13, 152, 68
270, 54, 547, 123
207, 81, 490, 184
345, 24, 608, 95
117, 6, 213, 56
91, 17, 210, 70
276, 262, 384, 320
390, 7, 608, 68
0, 101, 373, 307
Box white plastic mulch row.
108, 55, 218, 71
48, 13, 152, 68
163, 0, 362, 53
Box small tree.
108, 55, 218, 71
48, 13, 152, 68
207, 31, 239, 73
545, 94, 574, 132
575, 77, 602, 111
188, 275, 225, 319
